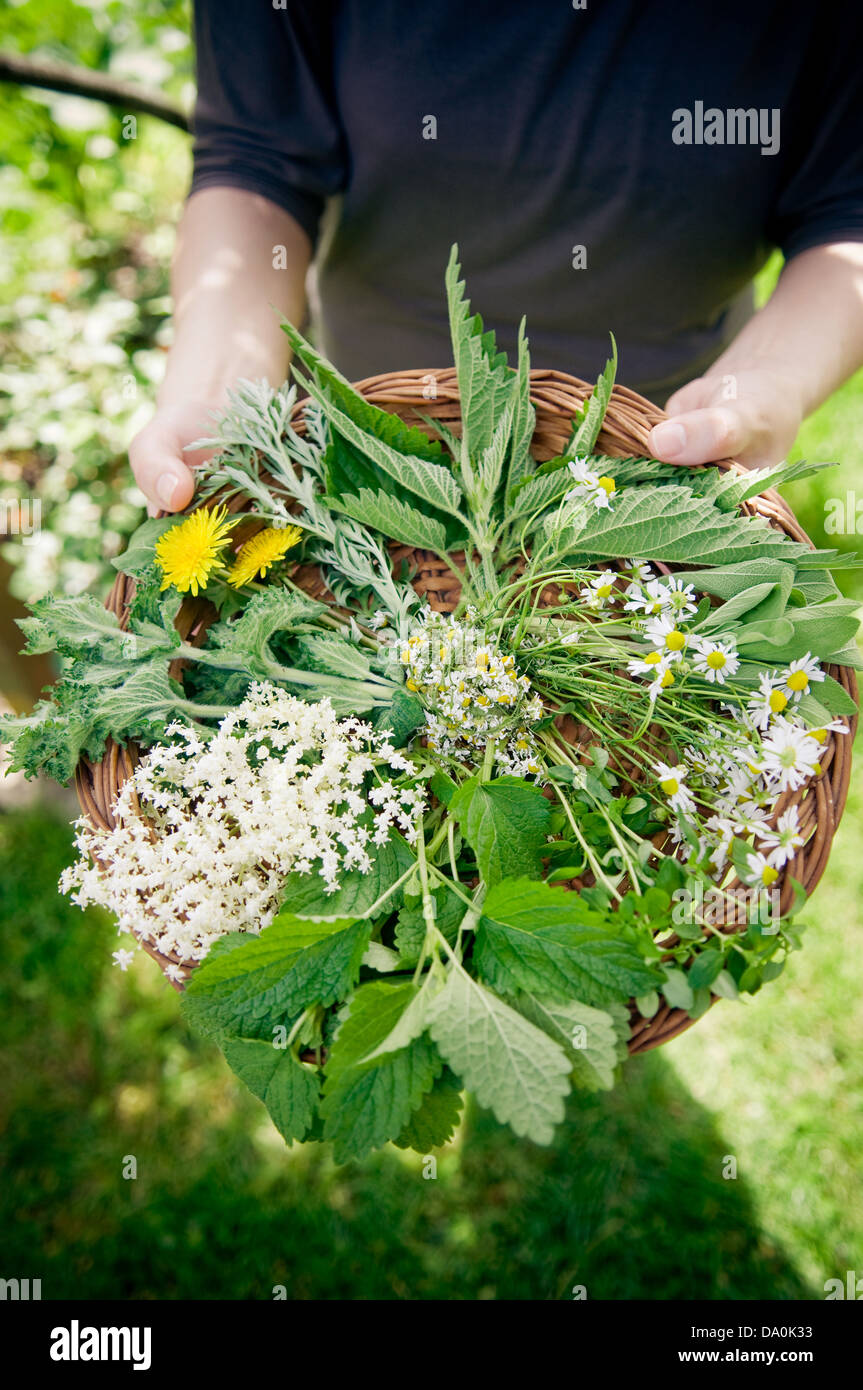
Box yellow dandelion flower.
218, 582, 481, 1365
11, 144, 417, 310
228, 525, 303, 589
155, 504, 235, 597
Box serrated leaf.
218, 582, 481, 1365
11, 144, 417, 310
426, 966, 570, 1144
393, 1069, 464, 1152
516, 992, 624, 1092
449, 775, 551, 887
475, 878, 659, 1007
327, 488, 449, 553
566, 335, 617, 455
445, 244, 515, 463
294, 635, 372, 682
280, 833, 415, 921
111, 515, 177, 577
182, 916, 371, 1040
504, 317, 536, 503
301, 375, 463, 515
222, 1037, 320, 1143
322, 981, 442, 1160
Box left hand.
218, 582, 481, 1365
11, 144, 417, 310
648, 366, 804, 470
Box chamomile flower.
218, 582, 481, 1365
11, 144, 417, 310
692, 636, 740, 684
758, 717, 822, 792
564, 458, 617, 510
643, 612, 689, 658
627, 649, 666, 678
757, 806, 805, 869
781, 653, 825, 699
747, 672, 790, 730
647, 665, 677, 700
580, 569, 619, 609
745, 848, 780, 888
659, 576, 699, 620
624, 576, 671, 617
367, 610, 389, 631
653, 761, 695, 814
227, 524, 303, 588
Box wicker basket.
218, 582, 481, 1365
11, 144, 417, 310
75, 368, 858, 1054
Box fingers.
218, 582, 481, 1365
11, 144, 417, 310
129, 422, 197, 513
649, 406, 747, 466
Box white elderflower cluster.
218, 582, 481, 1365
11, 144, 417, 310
60, 682, 424, 964
651, 650, 844, 889
397, 607, 545, 776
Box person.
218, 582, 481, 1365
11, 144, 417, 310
130, 0, 863, 513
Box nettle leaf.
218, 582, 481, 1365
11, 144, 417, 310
393, 1068, 464, 1152
280, 833, 415, 921
373, 688, 426, 746
516, 992, 625, 1092
327, 488, 450, 554
475, 878, 659, 1007
559, 484, 811, 569
222, 1037, 320, 1144
301, 375, 463, 516
426, 966, 571, 1145
182, 916, 371, 1040
282, 316, 445, 464
566, 335, 617, 456
322, 981, 443, 1161
445, 244, 515, 461
504, 317, 536, 503
449, 775, 551, 886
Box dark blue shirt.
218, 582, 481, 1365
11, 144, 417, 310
190, 0, 863, 403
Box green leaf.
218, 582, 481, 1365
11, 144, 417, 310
559, 484, 811, 569
280, 833, 415, 921
222, 1037, 320, 1143
394, 882, 465, 965
393, 1069, 464, 1152
445, 243, 515, 462
301, 375, 464, 516
475, 878, 659, 1007
566, 335, 617, 456
698, 581, 779, 630
111, 515, 177, 577
182, 916, 371, 1040
674, 558, 797, 603
661, 967, 694, 1012
321, 981, 443, 1161
207, 588, 327, 672
504, 317, 536, 503
294, 635, 373, 682
373, 688, 426, 745
426, 966, 571, 1144
327, 488, 450, 554
449, 775, 552, 886
516, 992, 625, 1091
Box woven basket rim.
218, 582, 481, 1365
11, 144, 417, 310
74, 366, 858, 1056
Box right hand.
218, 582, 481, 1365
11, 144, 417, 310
129, 398, 221, 513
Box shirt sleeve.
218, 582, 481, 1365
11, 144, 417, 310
767, 14, 863, 260
189, 0, 347, 248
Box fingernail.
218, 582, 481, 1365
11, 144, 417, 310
653, 422, 687, 459
156, 472, 179, 508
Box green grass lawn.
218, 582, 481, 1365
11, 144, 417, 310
1, 261, 861, 1302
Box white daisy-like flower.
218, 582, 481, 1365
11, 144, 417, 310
643, 612, 689, 659
692, 636, 740, 684
624, 575, 672, 617
627, 649, 667, 678
758, 716, 821, 792
579, 569, 619, 609
781, 653, 825, 699
564, 457, 617, 511
746, 672, 790, 730
745, 848, 780, 889
627, 559, 655, 584
367, 609, 388, 630
757, 806, 805, 869
654, 761, 695, 814
647, 664, 677, 701
658, 576, 699, 619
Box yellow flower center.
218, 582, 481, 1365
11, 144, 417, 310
644, 650, 663, 665
761, 864, 779, 887
768, 689, 788, 713
597, 476, 616, 494
660, 669, 675, 688
660, 776, 679, 796
706, 650, 727, 669
786, 670, 809, 692
665, 630, 686, 651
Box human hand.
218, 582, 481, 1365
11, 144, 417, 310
648, 367, 804, 470
129, 398, 220, 513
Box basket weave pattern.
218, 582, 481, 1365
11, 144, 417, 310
75, 369, 858, 1055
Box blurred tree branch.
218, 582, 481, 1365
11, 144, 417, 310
0, 52, 190, 132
